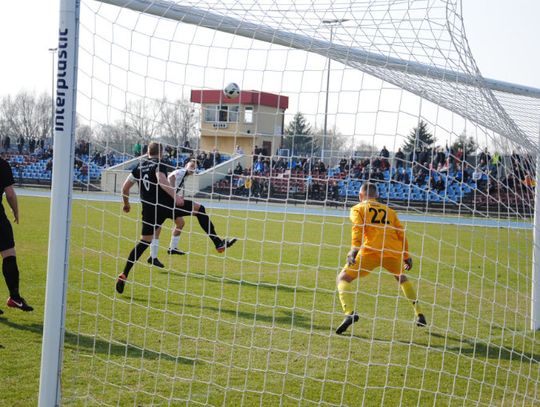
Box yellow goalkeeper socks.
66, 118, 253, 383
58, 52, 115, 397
337, 280, 355, 315
400, 280, 422, 316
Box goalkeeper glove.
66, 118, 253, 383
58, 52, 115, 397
404, 257, 413, 271
347, 249, 359, 266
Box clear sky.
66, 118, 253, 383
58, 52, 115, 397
1, 0, 539, 96
1, 0, 539, 145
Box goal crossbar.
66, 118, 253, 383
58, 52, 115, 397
96, 0, 540, 100
96, 0, 540, 152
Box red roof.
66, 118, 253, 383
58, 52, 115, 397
191, 89, 288, 110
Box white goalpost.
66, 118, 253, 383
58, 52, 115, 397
41, 0, 540, 405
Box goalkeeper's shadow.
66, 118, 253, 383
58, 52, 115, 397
341, 326, 540, 363
428, 331, 540, 363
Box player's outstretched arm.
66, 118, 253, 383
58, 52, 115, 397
167, 172, 177, 189
158, 171, 183, 206
4, 185, 19, 224
122, 177, 135, 213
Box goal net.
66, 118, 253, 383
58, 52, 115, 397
46, 0, 540, 405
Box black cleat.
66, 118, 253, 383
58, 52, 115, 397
416, 313, 427, 327
216, 238, 237, 253
0, 308, 3, 315
167, 248, 186, 255
336, 312, 359, 335
147, 257, 165, 268
7, 297, 34, 312
116, 273, 127, 294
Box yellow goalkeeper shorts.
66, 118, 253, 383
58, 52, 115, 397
343, 252, 404, 279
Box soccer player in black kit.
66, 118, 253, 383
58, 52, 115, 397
116, 142, 236, 294
0, 157, 33, 313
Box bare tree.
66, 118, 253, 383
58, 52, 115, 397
313, 126, 350, 157
354, 141, 378, 157
159, 98, 198, 147
94, 122, 132, 144
76, 124, 93, 142
0, 91, 51, 141
13, 92, 40, 139
124, 99, 161, 143
36, 92, 52, 140
0, 96, 17, 140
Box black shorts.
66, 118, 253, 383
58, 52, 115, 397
140, 200, 195, 236
0, 211, 15, 251
175, 199, 194, 217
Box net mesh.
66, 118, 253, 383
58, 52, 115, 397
62, 0, 540, 405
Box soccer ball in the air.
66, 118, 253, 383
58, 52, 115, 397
223, 82, 241, 99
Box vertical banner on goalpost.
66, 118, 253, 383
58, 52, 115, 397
38, 1, 80, 406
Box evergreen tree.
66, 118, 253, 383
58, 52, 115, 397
451, 131, 477, 156
283, 112, 318, 155
402, 120, 436, 152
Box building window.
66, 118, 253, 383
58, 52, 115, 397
204, 105, 218, 122
204, 105, 239, 122
244, 106, 253, 123
219, 106, 228, 122
229, 106, 239, 122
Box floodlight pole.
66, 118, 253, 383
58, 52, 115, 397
532, 129, 540, 330
39, 0, 80, 406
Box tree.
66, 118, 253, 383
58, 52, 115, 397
354, 141, 378, 157
451, 131, 477, 156
312, 126, 348, 157
159, 98, 198, 147
0, 91, 51, 142
35, 93, 52, 140
76, 124, 93, 142
94, 122, 133, 145
124, 99, 161, 143
283, 112, 318, 155
402, 119, 436, 152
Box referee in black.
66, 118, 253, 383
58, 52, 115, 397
115, 142, 186, 293
0, 157, 33, 313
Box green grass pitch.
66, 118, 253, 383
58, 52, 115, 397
1, 196, 539, 406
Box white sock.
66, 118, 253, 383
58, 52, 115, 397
150, 239, 159, 259
170, 234, 180, 250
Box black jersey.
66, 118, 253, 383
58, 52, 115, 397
131, 157, 173, 206
0, 158, 15, 214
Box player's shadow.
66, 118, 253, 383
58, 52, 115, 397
188, 302, 328, 331
223, 278, 305, 294
131, 296, 327, 331
429, 331, 540, 363
160, 269, 312, 294
0, 318, 195, 365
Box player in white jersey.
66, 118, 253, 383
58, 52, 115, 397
169, 159, 194, 194
161, 159, 237, 255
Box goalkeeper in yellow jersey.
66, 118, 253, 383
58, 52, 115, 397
335, 182, 426, 334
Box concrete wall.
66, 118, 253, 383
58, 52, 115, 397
100, 156, 140, 194
183, 154, 252, 197
100, 154, 252, 197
